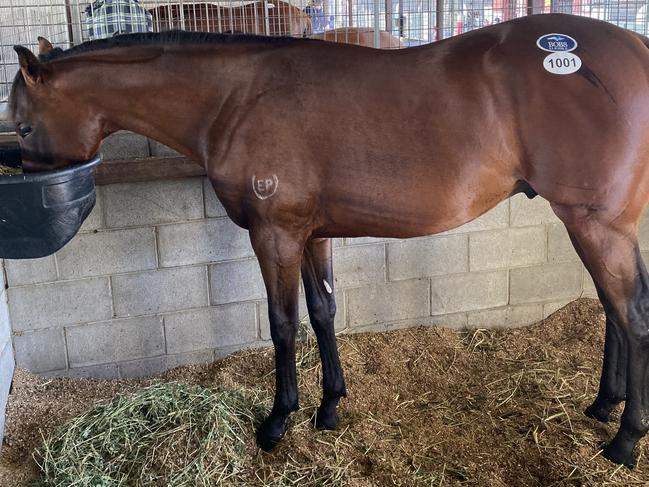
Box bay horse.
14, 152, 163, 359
149, 1, 312, 37
9, 13, 649, 468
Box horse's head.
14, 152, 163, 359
9, 38, 105, 172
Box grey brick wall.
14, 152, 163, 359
3, 173, 642, 379
0, 261, 15, 449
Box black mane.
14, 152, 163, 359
39, 30, 312, 63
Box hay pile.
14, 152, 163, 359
0, 165, 22, 175
2, 298, 649, 486
34, 383, 268, 486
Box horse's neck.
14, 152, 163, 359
64, 47, 254, 165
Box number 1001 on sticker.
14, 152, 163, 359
543, 52, 582, 75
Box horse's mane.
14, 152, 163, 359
39, 30, 312, 63
7, 31, 314, 116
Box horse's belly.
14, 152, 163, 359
316, 180, 512, 239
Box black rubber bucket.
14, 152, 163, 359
0, 154, 102, 259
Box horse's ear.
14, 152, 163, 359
37, 36, 54, 56
13, 45, 42, 87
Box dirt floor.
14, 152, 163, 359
2, 298, 649, 486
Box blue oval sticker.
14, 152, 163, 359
536, 33, 577, 52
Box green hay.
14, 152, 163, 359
0, 165, 22, 175
32, 383, 269, 487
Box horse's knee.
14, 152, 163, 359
309, 298, 336, 329
268, 312, 299, 344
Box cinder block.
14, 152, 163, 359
467, 304, 544, 329
119, 356, 169, 378
344, 237, 391, 246
101, 131, 150, 160
79, 187, 104, 232
543, 300, 574, 318
469, 227, 546, 271
388, 235, 467, 281
66, 316, 165, 367
102, 179, 204, 228
148, 138, 181, 157
166, 349, 215, 370
210, 259, 264, 305
510, 262, 582, 304
0, 342, 15, 446
347, 279, 430, 328
431, 271, 508, 315
8, 278, 112, 331
13, 328, 67, 373
395, 314, 465, 331
66, 363, 120, 379
112, 266, 209, 317
4, 255, 57, 287
158, 219, 254, 267
203, 178, 229, 218
547, 224, 579, 263
424, 312, 468, 329
582, 269, 597, 298
0, 295, 10, 346
639, 209, 649, 251
259, 291, 345, 341
56, 228, 157, 279
510, 194, 559, 226
213, 341, 268, 360
332, 244, 385, 288
444, 200, 509, 235
165, 303, 257, 354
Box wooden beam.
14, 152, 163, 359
95, 156, 206, 186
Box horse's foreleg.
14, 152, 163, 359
554, 203, 648, 468
250, 225, 306, 451
301, 238, 347, 430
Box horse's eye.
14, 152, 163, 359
18, 125, 32, 138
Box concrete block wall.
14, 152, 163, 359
0, 261, 15, 447
4, 132, 647, 378
4, 174, 627, 379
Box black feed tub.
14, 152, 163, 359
0, 153, 102, 259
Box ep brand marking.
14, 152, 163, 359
252, 174, 279, 200
543, 52, 582, 75
536, 33, 578, 52
323, 280, 333, 294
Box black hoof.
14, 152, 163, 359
584, 403, 612, 423
256, 415, 288, 452
312, 407, 339, 430
602, 442, 636, 469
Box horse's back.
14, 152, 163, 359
212, 15, 649, 237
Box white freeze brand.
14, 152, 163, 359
252, 174, 279, 200
543, 52, 581, 75
323, 280, 333, 294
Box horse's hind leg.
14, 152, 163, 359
301, 238, 347, 430
565, 228, 628, 422
250, 225, 306, 451
553, 203, 649, 467
584, 300, 628, 423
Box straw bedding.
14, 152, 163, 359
1, 298, 648, 486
